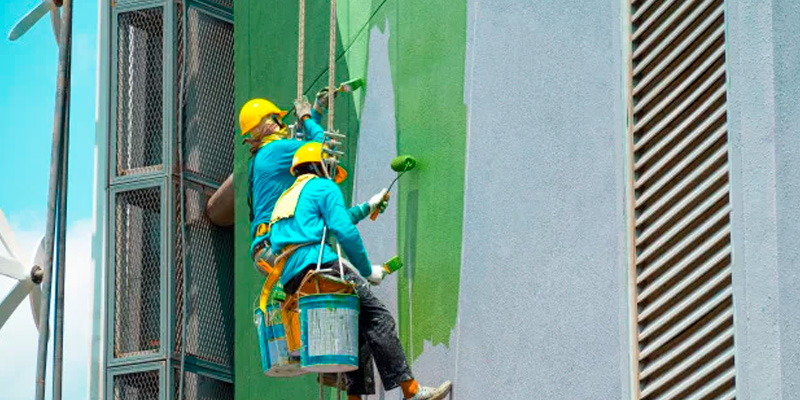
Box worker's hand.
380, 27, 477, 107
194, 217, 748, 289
367, 188, 389, 214
315, 87, 331, 110
293, 97, 312, 121
367, 265, 385, 285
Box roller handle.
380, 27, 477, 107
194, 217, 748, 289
369, 192, 391, 221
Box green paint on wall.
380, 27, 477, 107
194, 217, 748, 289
234, 0, 467, 396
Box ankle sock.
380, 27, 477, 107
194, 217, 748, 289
400, 379, 420, 399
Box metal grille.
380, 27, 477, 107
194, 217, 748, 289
174, 181, 234, 367
181, 8, 235, 184
205, 0, 233, 10
113, 370, 160, 400
117, 8, 164, 176
115, 187, 162, 358
628, 0, 735, 399
174, 370, 233, 400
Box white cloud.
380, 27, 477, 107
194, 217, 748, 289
0, 216, 94, 400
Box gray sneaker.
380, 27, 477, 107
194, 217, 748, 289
406, 381, 452, 400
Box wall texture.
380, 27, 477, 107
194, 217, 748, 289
726, 0, 800, 398
233, 0, 629, 398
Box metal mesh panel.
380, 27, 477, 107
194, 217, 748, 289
181, 8, 234, 184
115, 187, 162, 358
113, 370, 160, 400
628, 0, 735, 398
174, 181, 234, 367
206, 0, 233, 10
174, 369, 233, 400
117, 8, 164, 176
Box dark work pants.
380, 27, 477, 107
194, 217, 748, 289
284, 262, 414, 395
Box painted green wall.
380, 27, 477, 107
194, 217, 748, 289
233, 0, 467, 397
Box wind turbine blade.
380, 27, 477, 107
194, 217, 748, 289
0, 255, 26, 281
29, 285, 42, 331
0, 280, 33, 330
7, 1, 51, 41
0, 209, 24, 262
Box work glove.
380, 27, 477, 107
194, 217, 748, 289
315, 87, 332, 110
367, 188, 389, 214
293, 97, 312, 121
367, 265, 385, 285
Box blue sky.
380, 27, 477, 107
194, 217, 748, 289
0, 0, 97, 399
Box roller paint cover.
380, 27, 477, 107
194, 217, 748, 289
383, 256, 403, 274
390, 155, 417, 172
338, 78, 365, 93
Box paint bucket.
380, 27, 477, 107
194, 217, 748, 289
265, 302, 305, 377
254, 307, 270, 373
299, 293, 360, 373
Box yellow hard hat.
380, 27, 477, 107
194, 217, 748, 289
239, 98, 288, 135
291, 142, 348, 184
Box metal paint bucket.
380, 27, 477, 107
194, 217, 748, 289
265, 302, 305, 377
254, 307, 270, 373
299, 293, 360, 373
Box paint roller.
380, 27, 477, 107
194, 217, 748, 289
382, 256, 403, 275
369, 155, 418, 221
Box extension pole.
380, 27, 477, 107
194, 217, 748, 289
35, 0, 73, 399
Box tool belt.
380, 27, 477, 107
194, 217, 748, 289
257, 242, 314, 310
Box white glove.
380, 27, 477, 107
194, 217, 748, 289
293, 97, 312, 121
367, 265, 385, 285
367, 188, 389, 214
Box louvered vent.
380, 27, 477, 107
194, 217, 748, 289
628, 0, 735, 398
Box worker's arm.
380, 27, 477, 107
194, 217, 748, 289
346, 188, 389, 224
347, 203, 371, 224
301, 117, 326, 143
316, 181, 372, 277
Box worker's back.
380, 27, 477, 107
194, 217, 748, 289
270, 177, 372, 285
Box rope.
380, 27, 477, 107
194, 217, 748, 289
327, 0, 337, 129
297, 0, 305, 100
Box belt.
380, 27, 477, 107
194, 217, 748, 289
253, 239, 269, 256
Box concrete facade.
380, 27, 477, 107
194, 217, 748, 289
228, 0, 800, 399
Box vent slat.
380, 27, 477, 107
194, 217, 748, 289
633, 84, 725, 154
640, 326, 733, 396
636, 224, 729, 286
636, 180, 729, 247
685, 367, 736, 400
633, 22, 724, 98
639, 268, 731, 340
635, 162, 728, 230
634, 122, 727, 202
640, 308, 733, 376
636, 204, 730, 267
638, 243, 730, 304
634, 143, 727, 209
638, 286, 731, 360
633, 0, 680, 40
633, 3, 723, 78
634, 98, 726, 171
633, 47, 724, 119
633, 0, 710, 60
649, 351, 734, 400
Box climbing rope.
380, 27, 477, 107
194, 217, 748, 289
327, 0, 337, 129
295, 2, 345, 398
297, 0, 305, 100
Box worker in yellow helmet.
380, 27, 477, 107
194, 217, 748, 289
269, 143, 452, 400
242, 96, 333, 277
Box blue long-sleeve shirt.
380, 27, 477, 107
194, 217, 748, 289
248, 109, 325, 255
270, 177, 373, 285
